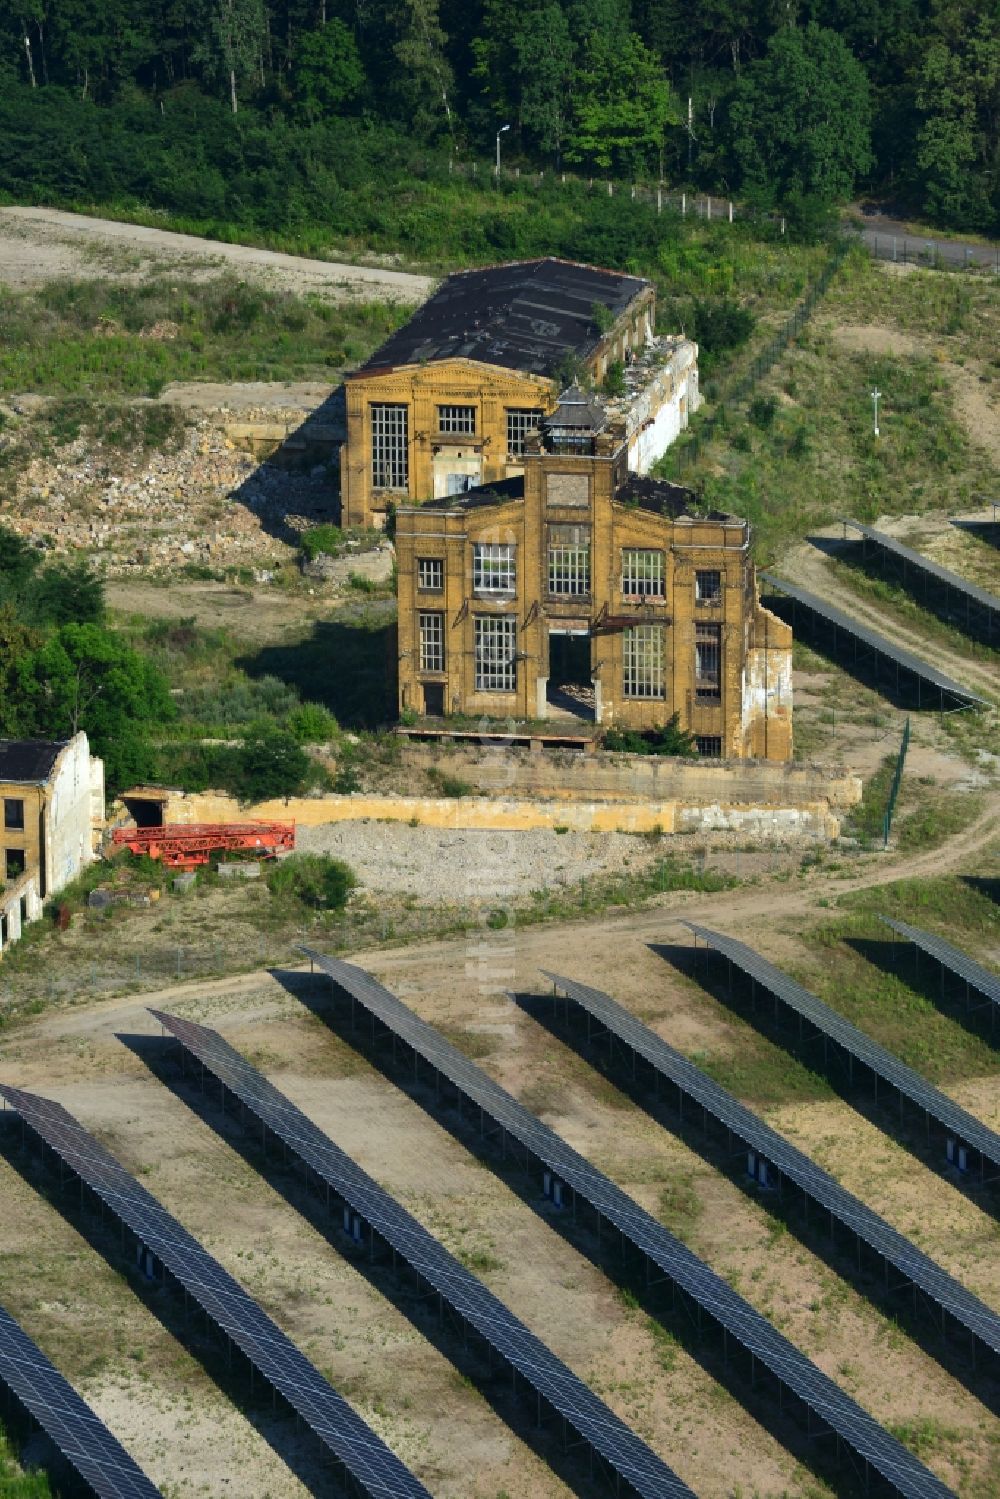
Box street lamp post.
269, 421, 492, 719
496, 123, 511, 177
871, 386, 881, 437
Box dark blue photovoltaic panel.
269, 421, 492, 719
150, 1009, 694, 1499
844, 521, 1000, 615
0, 1303, 162, 1499
760, 573, 989, 706
683, 924, 1000, 1175
541, 971, 1000, 1357
879, 918, 1000, 1012
302, 949, 956, 1499
0, 1085, 430, 1499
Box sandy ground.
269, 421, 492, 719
0, 206, 435, 302
1, 803, 998, 1497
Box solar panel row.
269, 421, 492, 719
759, 572, 988, 706
0, 1084, 431, 1499
879, 918, 1000, 1014
541, 970, 1000, 1359
302, 948, 955, 1499
150, 1008, 695, 1499
682, 924, 1000, 1182
0, 1302, 163, 1499
843, 520, 1000, 616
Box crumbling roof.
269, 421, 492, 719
429, 477, 526, 512
617, 475, 736, 524
356, 258, 647, 378
0, 740, 64, 785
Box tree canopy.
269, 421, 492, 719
0, 1, 995, 234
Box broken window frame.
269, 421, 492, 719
370, 402, 409, 491
622, 624, 665, 699
418, 611, 445, 673
695, 736, 723, 758
695, 569, 722, 604
695, 622, 722, 701
506, 407, 545, 456
548, 544, 591, 597
621, 548, 664, 600
473, 543, 516, 595
4, 848, 26, 881
474, 615, 518, 692
3, 799, 24, 831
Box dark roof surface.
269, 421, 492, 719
545, 385, 608, 431
357, 258, 647, 377
617, 475, 732, 523
0, 740, 64, 784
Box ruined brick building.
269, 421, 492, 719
394, 390, 793, 760
340, 257, 699, 529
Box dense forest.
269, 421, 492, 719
0, 2, 996, 240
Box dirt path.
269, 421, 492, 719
778, 523, 1000, 701
0, 206, 435, 303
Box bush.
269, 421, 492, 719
300, 524, 343, 561
266, 853, 355, 909
603, 714, 698, 757
232, 724, 312, 801
748, 395, 777, 429
287, 702, 338, 743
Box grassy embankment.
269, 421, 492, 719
659, 248, 1000, 563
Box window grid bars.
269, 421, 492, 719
475, 616, 518, 691
695, 623, 721, 699
622, 549, 664, 599
417, 558, 444, 592
473, 544, 516, 594
696, 570, 722, 604
506, 408, 545, 456
437, 405, 477, 434
548, 545, 590, 597
371, 403, 409, 491
623, 625, 665, 699
418, 612, 445, 673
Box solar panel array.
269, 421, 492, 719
844, 520, 1000, 616
0, 1084, 431, 1499
759, 572, 988, 706
302, 948, 956, 1499
541, 970, 1000, 1358
0, 1302, 162, 1499
150, 1009, 694, 1499
880, 918, 1000, 1014
682, 924, 1000, 1178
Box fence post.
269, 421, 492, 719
607, 180, 613, 196
681, 192, 686, 217
780, 217, 786, 235
707, 195, 712, 220
657, 187, 662, 214
631, 184, 636, 200
882, 717, 910, 849
728, 201, 733, 222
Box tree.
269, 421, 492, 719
0, 605, 40, 736
16, 623, 173, 790
511, 3, 573, 160
727, 23, 873, 204
196, 0, 268, 113
566, 30, 679, 172
915, 5, 999, 231
293, 17, 364, 118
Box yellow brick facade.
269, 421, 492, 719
395, 423, 793, 762
340, 283, 656, 529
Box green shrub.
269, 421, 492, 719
287, 702, 338, 743
748, 395, 777, 429
266, 853, 355, 909
603, 714, 698, 757
603, 359, 626, 397
300, 524, 343, 561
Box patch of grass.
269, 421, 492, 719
0, 276, 409, 397
657, 1174, 703, 1242
0, 1427, 54, 1496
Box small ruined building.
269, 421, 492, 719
0, 734, 105, 957
395, 390, 793, 761
340, 257, 699, 529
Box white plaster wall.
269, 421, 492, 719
629, 394, 682, 473
45, 732, 100, 896
742, 645, 793, 731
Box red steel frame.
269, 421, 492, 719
112, 822, 295, 870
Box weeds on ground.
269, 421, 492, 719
0, 1428, 54, 1496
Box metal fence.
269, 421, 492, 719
864, 231, 1000, 275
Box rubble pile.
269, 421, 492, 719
1, 405, 341, 574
